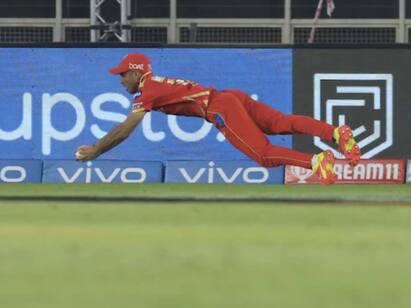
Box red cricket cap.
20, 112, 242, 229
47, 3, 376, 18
108, 53, 152, 74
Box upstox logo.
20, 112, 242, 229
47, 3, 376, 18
314, 73, 393, 158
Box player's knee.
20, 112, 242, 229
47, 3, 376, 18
252, 147, 282, 168
252, 157, 281, 168
260, 157, 281, 168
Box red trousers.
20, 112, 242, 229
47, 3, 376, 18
206, 90, 335, 169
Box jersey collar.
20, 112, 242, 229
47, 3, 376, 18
138, 71, 152, 89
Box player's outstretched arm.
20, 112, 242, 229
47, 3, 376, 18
75, 110, 147, 161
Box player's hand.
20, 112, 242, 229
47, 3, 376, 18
75, 145, 101, 161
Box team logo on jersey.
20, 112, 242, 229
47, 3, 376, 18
151, 76, 165, 83
133, 91, 142, 99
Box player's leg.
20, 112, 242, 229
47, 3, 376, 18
235, 91, 360, 166
237, 91, 335, 140
207, 91, 335, 184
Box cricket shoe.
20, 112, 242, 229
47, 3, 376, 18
334, 125, 361, 167
311, 150, 336, 185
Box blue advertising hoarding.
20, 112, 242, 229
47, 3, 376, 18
0, 48, 292, 161
42, 160, 163, 183
165, 160, 284, 184
0, 159, 42, 183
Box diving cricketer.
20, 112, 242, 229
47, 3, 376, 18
75, 53, 361, 184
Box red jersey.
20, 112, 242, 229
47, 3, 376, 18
131, 73, 213, 118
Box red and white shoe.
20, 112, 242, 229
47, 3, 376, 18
311, 150, 336, 185
334, 125, 361, 167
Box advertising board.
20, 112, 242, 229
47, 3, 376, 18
285, 159, 405, 184
0, 48, 292, 161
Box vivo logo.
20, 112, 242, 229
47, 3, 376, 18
178, 161, 269, 183
56, 161, 147, 183
0, 166, 27, 183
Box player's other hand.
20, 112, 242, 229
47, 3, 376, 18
75, 145, 101, 161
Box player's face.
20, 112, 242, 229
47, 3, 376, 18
120, 70, 141, 94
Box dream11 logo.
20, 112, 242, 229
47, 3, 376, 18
313, 73, 393, 158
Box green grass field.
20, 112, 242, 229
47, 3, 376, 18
1, 183, 411, 308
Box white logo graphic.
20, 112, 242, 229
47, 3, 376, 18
314, 73, 393, 158
57, 161, 147, 183
129, 63, 144, 70
334, 163, 401, 181
178, 161, 269, 184
0, 166, 27, 183
289, 166, 313, 183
